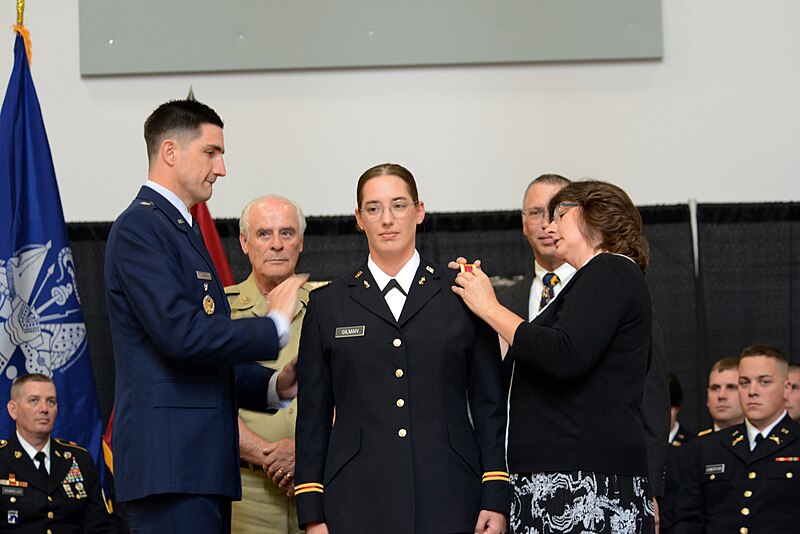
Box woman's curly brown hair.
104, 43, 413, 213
548, 180, 649, 273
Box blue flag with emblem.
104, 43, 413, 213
0, 33, 104, 471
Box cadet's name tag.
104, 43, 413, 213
335, 326, 365, 338
1, 487, 23, 496
196, 271, 212, 280
705, 464, 725, 475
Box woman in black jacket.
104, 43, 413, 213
452, 180, 655, 533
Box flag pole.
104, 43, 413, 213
12, 0, 32, 64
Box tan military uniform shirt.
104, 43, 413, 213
226, 274, 311, 534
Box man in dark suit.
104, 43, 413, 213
1, 373, 114, 533
674, 344, 800, 533
497, 175, 670, 514
104, 100, 307, 533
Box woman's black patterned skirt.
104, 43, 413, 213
510, 471, 655, 534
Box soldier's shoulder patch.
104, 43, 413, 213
698, 428, 713, 437
224, 284, 242, 296
54, 438, 88, 452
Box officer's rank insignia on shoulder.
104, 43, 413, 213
55, 438, 88, 451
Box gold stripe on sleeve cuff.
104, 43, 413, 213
482, 471, 510, 483
294, 482, 324, 495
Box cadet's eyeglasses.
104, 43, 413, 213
360, 201, 418, 220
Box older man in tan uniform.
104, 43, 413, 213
227, 195, 312, 534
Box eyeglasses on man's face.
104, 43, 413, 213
522, 207, 546, 222
552, 202, 580, 223
360, 200, 418, 220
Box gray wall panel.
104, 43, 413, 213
80, 1, 662, 76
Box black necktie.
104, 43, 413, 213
34, 451, 48, 483
382, 279, 407, 297
752, 433, 765, 452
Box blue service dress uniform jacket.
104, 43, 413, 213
674, 414, 800, 534
0, 435, 114, 533
104, 186, 279, 502
294, 260, 510, 534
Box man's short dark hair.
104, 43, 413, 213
521, 174, 571, 209
10, 373, 54, 400
669, 373, 684, 409
739, 344, 787, 363
710, 357, 739, 374
144, 99, 224, 162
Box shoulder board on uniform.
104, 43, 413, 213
0, 440, 6, 448
698, 428, 713, 437
54, 438, 88, 452
308, 280, 331, 292
224, 285, 241, 296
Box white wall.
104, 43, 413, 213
1, 1, 798, 222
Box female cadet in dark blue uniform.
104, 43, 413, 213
294, 163, 510, 534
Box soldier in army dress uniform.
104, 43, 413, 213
1, 373, 114, 533
674, 345, 800, 534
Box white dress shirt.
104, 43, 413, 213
16, 431, 50, 474
368, 250, 420, 321
528, 261, 576, 321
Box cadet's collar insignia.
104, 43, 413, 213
64, 451, 72, 460
240, 295, 250, 305
769, 435, 781, 445
355, 270, 363, 278
426, 265, 434, 274
418, 276, 426, 285
781, 428, 790, 434
0, 475, 27, 487
13, 451, 21, 459
732, 435, 745, 447
705, 463, 725, 475
363, 280, 370, 289
196, 271, 212, 281
672, 440, 682, 447
203, 295, 215, 315
177, 218, 186, 225
139, 201, 153, 206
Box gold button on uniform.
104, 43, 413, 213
9, 497, 15, 503
47, 511, 54, 519
398, 428, 407, 438
395, 369, 404, 378
741, 507, 750, 516
740, 528, 749, 534
709, 474, 715, 480
393, 338, 402, 347
743, 490, 752, 498
396, 399, 405, 408
787, 472, 794, 479
47, 496, 53, 502
47, 530, 53, 534
748, 472, 757, 479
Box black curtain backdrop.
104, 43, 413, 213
67, 203, 799, 435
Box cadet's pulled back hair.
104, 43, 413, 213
144, 100, 224, 162
548, 180, 649, 273
356, 163, 419, 208
669, 373, 684, 409
10, 373, 53, 400
522, 174, 571, 210
711, 357, 739, 374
